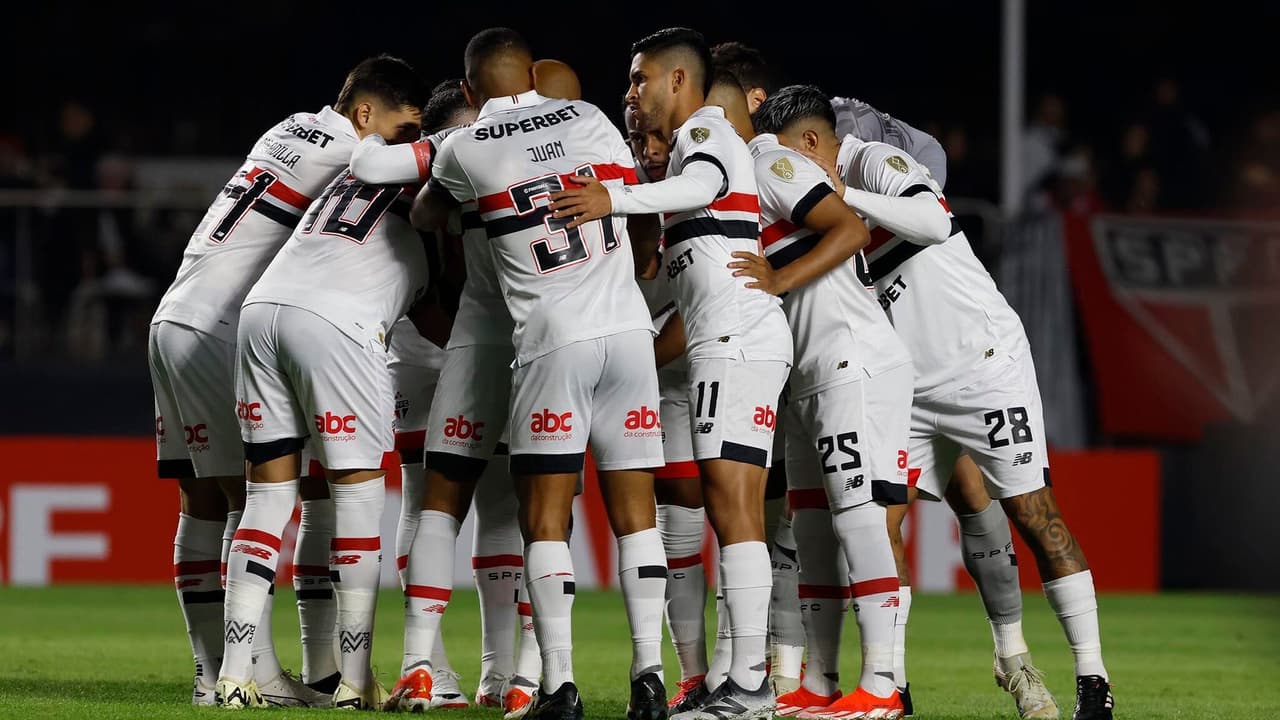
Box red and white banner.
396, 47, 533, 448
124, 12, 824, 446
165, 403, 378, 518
0, 437, 1159, 591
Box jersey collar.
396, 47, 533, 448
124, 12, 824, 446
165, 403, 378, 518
478, 89, 546, 119
674, 104, 726, 139
836, 133, 863, 177
317, 105, 358, 140
746, 132, 778, 154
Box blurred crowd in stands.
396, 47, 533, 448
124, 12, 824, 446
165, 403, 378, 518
0, 77, 1276, 364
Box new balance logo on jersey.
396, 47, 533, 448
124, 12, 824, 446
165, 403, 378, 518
443, 416, 484, 441
694, 422, 715, 434
1012, 452, 1034, 466
339, 630, 371, 653
236, 400, 263, 429
315, 412, 357, 436
529, 410, 573, 440
225, 621, 256, 645
752, 405, 777, 432
624, 406, 662, 438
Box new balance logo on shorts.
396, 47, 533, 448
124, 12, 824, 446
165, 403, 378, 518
1012, 451, 1034, 466
529, 409, 573, 441
314, 412, 357, 440
752, 405, 777, 432
624, 405, 662, 438
695, 422, 715, 434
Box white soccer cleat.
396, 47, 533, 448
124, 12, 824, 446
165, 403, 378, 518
995, 654, 1061, 719
257, 669, 332, 707
430, 669, 471, 709
334, 677, 391, 711
475, 671, 510, 708
215, 677, 265, 708
192, 667, 216, 706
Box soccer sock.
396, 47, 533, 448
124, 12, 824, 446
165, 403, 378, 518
1044, 570, 1108, 679
894, 586, 912, 688
956, 500, 1029, 658
473, 463, 522, 682
617, 527, 668, 682
173, 513, 226, 687
720, 541, 771, 691
833, 503, 900, 697
220, 480, 296, 684
395, 462, 425, 589
403, 510, 460, 674
431, 627, 455, 675
221, 510, 243, 588
769, 514, 805, 679
657, 504, 709, 680
330, 478, 385, 693
512, 576, 543, 686
526, 541, 576, 693
793, 507, 846, 697
293, 498, 338, 685
707, 577, 732, 691
252, 586, 284, 683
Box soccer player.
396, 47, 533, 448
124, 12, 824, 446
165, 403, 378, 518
215, 59, 432, 709
725, 98, 914, 719
550, 27, 793, 720
625, 102, 713, 714
419, 28, 670, 720
149, 55, 422, 707
756, 85, 1114, 720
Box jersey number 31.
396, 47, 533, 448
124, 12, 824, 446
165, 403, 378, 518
509, 166, 619, 274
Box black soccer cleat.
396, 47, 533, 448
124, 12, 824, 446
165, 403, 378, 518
899, 682, 914, 717
669, 676, 712, 714
627, 672, 669, 720
527, 681, 584, 720
307, 671, 342, 696
1072, 675, 1114, 720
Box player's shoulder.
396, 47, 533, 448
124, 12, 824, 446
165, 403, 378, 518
674, 107, 738, 151
749, 135, 825, 183
849, 136, 916, 173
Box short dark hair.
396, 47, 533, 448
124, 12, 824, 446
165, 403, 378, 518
752, 84, 837, 135
422, 80, 469, 133
711, 68, 743, 93
335, 54, 430, 114
464, 27, 531, 81
631, 27, 713, 96
710, 41, 779, 95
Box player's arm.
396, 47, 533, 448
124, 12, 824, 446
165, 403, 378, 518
654, 310, 687, 369
350, 134, 434, 186
904, 127, 948, 189
412, 135, 470, 232
731, 192, 869, 295
802, 145, 951, 245
629, 214, 663, 278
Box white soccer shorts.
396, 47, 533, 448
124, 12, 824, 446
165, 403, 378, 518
389, 359, 439, 463
685, 356, 790, 468
423, 344, 515, 480
508, 329, 664, 474
149, 321, 243, 478
235, 303, 393, 471
655, 365, 696, 480
910, 351, 1051, 501
784, 363, 913, 511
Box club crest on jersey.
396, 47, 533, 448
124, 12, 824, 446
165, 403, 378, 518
886, 156, 910, 173
690, 127, 710, 143
770, 157, 795, 180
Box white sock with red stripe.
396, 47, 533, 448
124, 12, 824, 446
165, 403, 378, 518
721, 541, 771, 691
173, 513, 225, 688
525, 540, 575, 693
769, 514, 805, 680
221, 510, 243, 588
657, 504, 709, 680
1044, 570, 1108, 679
894, 586, 912, 688
403, 509, 460, 674
617, 528, 667, 682
512, 575, 543, 686
833, 503, 900, 697
293, 498, 338, 685
396, 462, 424, 588
330, 477, 385, 692
219, 480, 296, 684
472, 462, 522, 682
793, 507, 846, 697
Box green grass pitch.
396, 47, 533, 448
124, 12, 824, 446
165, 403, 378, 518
1, 587, 1277, 719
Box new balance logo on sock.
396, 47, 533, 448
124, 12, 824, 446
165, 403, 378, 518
340, 630, 371, 653
225, 621, 256, 645
230, 543, 271, 560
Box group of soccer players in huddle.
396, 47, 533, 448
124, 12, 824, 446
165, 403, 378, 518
150, 25, 1116, 720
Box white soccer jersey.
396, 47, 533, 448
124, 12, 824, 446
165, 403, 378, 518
831, 97, 947, 187
430, 90, 651, 365
244, 170, 430, 348
152, 107, 358, 342
628, 106, 789, 362
387, 316, 446, 372
450, 208, 516, 349
751, 134, 910, 398
837, 135, 1025, 396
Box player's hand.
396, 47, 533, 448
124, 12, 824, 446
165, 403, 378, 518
799, 150, 846, 196
729, 251, 785, 295
549, 175, 612, 229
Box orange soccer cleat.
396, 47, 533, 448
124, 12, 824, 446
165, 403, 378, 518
797, 686, 904, 719
384, 667, 433, 713
776, 686, 842, 717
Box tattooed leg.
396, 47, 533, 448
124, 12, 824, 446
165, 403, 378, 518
1000, 486, 1089, 581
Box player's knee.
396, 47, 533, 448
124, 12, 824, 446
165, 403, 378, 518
944, 456, 993, 515
179, 478, 230, 521
297, 474, 330, 501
